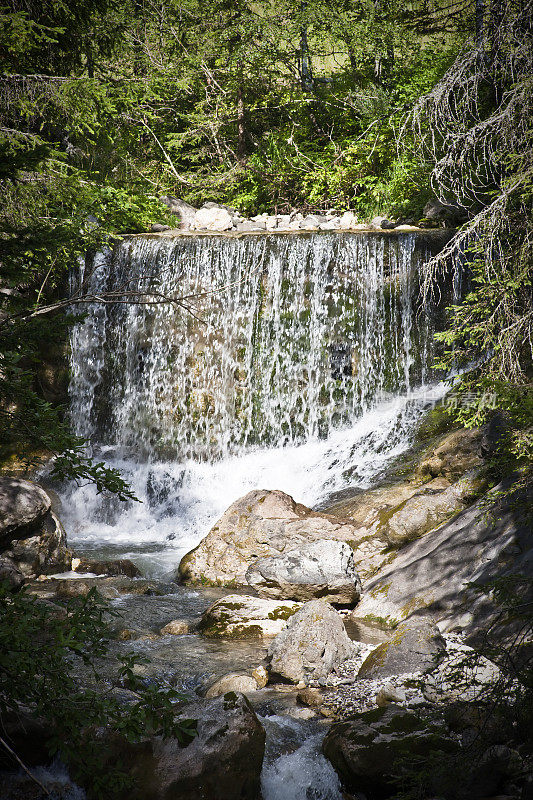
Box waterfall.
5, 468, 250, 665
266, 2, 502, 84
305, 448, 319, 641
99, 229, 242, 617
62, 231, 447, 576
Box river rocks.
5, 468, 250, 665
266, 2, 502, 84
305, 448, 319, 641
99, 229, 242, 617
198, 594, 301, 638
0, 477, 51, 545
72, 557, 142, 578
178, 489, 361, 587
357, 619, 446, 679
245, 540, 361, 605
204, 672, 260, 698
100, 692, 265, 800
160, 619, 190, 635
0, 556, 24, 591
192, 205, 234, 231
150, 223, 171, 233
267, 599, 359, 684
322, 704, 458, 798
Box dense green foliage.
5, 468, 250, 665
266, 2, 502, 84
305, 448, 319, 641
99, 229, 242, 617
0, 586, 196, 796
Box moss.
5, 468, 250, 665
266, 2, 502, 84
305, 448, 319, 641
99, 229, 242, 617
414, 404, 454, 443
360, 613, 399, 629
267, 605, 298, 621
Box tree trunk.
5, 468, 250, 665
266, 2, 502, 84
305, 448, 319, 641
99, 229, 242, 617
237, 84, 246, 160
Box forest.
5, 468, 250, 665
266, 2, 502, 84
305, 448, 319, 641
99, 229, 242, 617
0, 1, 532, 799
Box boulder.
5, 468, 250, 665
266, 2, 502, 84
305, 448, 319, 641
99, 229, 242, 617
267, 599, 359, 684
245, 539, 361, 605
371, 216, 394, 230
382, 474, 480, 546
338, 211, 358, 229
150, 223, 171, 233
204, 673, 259, 698
72, 557, 142, 578
6, 511, 71, 577
422, 198, 465, 227
198, 594, 301, 638
350, 481, 533, 635
192, 206, 234, 231
322, 704, 457, 798
160, 197, 197, 229
160, 619, 190, 635
0, 477, 51, 546
357, 618, 446, 679
422, 640, 501, 703
320, 218, 341, 230
300, 214, 326, 230
0, 556, 24, 591
178, 489, 361, 587
99, 692, 265, 800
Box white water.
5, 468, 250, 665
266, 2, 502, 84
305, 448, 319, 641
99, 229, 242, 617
61, 231, 444, 577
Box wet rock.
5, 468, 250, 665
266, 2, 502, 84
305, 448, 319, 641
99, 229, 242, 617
192, 206, 234, 231
267, 599, 359, 684
297, 687, 325, 707
0, 556, 24, 591
245, 539, 361, 605
160, 619, 190, 635
0, 710, 52, 769
422, 198, 465, 227
198, 594, 301, 638
204, 672, 259, 698
252, 665, 268, 688
371, 216, 394, 230
0, 477, 51, 546
72, 557, 142, 578
322, 704, 458, 798
160, 196, 197, 229
357, 619, 445, 679
99, 692, 265, 800
150, 223, 171, 233
178, 489, 361, 587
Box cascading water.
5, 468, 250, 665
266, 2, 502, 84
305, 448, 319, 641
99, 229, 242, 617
61, 231, 447, 576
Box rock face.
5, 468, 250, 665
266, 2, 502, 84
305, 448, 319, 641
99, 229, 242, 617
351, 481, 533, 636
245, 540, 361, 605
178, 489, 361, 587
0, 477, 51, 545
267, 599, 358, 684
382, 475, 479, 546
198, 594, 301, 638
322, 704, 457, 798
101, 692, 266, 800
357, 619, 446, 679
416, 428, 483, 480
72, 557, 142, 578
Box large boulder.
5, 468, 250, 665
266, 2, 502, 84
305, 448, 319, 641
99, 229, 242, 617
99, 692, 266, 800
198, 594, 301, 638
245, 539, 361, 605
178, 489, 361, 587
267, 599, 359, 684
322, 704, 458, 799
5, 510, 71, 576
357, 618, 446, 679
350, 481, 533, 636
0, 477, 51, 546
192, 206, 234, 232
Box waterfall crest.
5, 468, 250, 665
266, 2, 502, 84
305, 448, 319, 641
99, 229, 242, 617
70, 232, 435, 462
